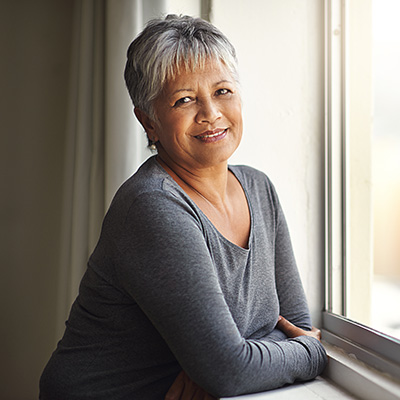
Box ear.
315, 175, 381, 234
134, 108, 158, 141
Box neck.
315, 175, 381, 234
156, 152, 229, 205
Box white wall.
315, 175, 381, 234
211, 0, 325, 325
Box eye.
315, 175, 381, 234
215, 88, 232, 96
173, 96, 193, 107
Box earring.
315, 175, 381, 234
149, 139, 157, 151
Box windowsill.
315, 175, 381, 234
321, 340, 400, 400
221, 376, 356, 399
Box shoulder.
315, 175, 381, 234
112, 156, 167, 203
229, 164, 279, 201
106, 156, 201, 229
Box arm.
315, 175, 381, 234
277, 316, 322, 341
271, 183, 313, 330
164, 317, 322, 400
117, 191, 327, 397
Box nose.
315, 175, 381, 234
195, 99, 222, 124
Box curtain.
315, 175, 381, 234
56, 0, 157, 337
56, 0, 106, 337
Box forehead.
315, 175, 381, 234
163, 60, 234, 91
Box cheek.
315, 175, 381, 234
154, 117, 179, 140
164, 112, 192, 132
237, 108, 243, 126
155, 117, 190, 150
230, 103, 243, 129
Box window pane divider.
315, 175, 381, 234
324, 0, 347, 316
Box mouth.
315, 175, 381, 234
195, 128, 228, 142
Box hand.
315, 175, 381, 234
165, 370, 217, 400
276, 315, 321, 341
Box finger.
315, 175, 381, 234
176, 373, 201, 400
165, 371, 185, 400
182, 379, 217, 400
311, 326, 322, 340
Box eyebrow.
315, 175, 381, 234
170, 80, 234, 97
171, 88, 194, 96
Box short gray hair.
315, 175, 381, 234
124, 14, 239, 121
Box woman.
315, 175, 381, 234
40, 15, 327, 399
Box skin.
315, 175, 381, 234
135, 60, 322, 399
164, 371, 218, 400
135, 60, 250, 248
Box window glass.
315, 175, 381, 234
345, 0, 400, 339
370, 0, 400, 339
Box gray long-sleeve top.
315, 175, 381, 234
40, 156, 327, 399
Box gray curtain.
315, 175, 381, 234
56, 0, 149, 337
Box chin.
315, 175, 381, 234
195, 145, 239, 168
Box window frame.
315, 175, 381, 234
322, 0, 400, 384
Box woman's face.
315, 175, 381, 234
150, 60, 243, 171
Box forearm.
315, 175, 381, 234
190, 335, 326, 398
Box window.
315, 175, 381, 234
323, 0, 400, 383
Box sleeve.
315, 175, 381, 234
116, 190, 327, 398
273, 195, 314, 331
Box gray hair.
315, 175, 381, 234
124, 14, 239, 122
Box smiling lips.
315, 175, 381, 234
195, 128, 227, 143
